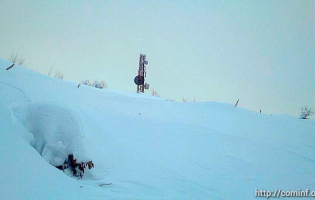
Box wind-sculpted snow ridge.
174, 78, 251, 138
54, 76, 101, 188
12, 103, 86, 167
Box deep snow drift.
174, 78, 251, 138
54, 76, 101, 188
13, 103, 86, 167
0, 58, 315, 199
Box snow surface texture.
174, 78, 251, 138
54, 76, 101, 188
0, 57, 315, 199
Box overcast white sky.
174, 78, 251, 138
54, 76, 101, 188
0, 0, 314, 118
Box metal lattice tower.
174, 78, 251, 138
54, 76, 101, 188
134, 54, 149, 93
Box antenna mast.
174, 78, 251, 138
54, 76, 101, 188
134, 54, 149, 93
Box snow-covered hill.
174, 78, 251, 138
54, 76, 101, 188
0, 58, 314, 199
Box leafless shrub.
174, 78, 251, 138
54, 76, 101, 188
81, 80, 92, 86
48, 67, 53, 76
98, 80, 108, 89
300, 106, 314, 119
81, 80, 108, 89
151, 89, 160, 97
182, 98, 196, 102
54, 71, 64, 79
9, 53, 26, 66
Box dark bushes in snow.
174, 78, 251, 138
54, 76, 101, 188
56, 154, 94, 178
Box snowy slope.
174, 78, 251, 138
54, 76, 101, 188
0, 58, 315, 199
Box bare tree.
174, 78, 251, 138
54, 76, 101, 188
54, 71, 64, 79
300, 106, 314, 119
182, 98, 187, 102
9, 53, 26, 66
